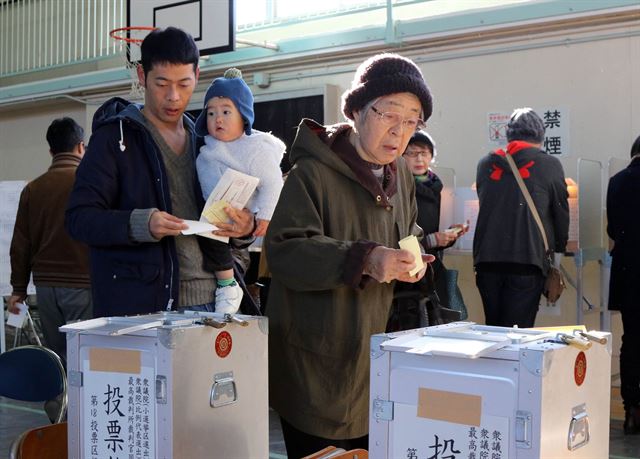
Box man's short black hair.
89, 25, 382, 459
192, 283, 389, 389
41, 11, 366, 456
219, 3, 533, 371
140, 27, 199, 76
630, 134, 640, 159
46, 117, 84, 154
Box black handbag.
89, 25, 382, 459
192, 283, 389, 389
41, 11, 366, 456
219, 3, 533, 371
387, 264, 462, 332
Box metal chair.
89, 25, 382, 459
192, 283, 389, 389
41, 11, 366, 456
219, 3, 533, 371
0, 345, 68, 458
0, 345, 67, 423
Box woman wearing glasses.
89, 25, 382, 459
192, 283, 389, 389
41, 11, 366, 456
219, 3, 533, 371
264, 53, 435, 457
388, 131, 469, 331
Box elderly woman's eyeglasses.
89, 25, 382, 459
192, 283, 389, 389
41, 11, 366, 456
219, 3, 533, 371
370, 106, 426, 131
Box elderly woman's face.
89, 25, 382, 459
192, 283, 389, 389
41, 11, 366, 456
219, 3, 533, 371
352, 92, 422, 165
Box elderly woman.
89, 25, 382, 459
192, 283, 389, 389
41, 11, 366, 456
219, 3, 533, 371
265, 53, 435, 457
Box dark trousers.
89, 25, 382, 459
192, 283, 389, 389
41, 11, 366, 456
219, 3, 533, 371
36, 286, 92, 363
475, 270, 544, 328
621, 306, 640, 410
279, 417, 368, 459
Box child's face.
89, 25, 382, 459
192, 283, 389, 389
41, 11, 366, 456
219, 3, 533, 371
206, 97, 245, 142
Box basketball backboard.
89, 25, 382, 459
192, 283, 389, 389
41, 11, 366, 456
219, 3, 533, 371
126, 0, 235, 62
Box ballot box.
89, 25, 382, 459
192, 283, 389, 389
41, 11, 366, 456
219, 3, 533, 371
61, 312, 268, 459
369, 322, 611, 459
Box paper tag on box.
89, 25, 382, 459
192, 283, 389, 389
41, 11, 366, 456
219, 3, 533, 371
398, 235, 424, 276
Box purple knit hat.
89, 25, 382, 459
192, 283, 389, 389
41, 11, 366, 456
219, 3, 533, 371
341, 53, 433, 121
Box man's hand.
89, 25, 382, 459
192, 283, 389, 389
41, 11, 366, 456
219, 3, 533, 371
214, 207, 255, 238
7, 294, 26, 314
149, 211, 188, 240
253, 219, 269, 237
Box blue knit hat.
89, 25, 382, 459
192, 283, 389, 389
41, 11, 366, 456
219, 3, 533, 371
194, 68, 255, 137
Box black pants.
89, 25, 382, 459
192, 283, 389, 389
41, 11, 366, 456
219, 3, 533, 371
279, 417, 368, 459
476, 270, 544, 328
621, 306, 640, 410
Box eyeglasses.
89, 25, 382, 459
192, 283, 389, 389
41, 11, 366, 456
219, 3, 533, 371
403, 149, 432, 158
370, 106, 426, 132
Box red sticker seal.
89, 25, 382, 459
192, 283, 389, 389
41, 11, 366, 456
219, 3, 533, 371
215, 331, 233, 358
574, 351, 587, 386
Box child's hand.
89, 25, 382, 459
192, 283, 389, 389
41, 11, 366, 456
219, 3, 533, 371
254, 219, 269, 237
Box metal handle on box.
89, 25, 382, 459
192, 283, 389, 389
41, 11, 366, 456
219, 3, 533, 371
567, 406, 590, 451
210, 371, 238, 408
202, 317, 226, 329
515, 411, 532, 449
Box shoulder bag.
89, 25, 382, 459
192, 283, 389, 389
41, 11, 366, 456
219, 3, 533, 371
504, 153, 566, 302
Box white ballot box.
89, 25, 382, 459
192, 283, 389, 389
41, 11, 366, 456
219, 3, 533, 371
61, 312, 268, 459
369, 322, 611, 459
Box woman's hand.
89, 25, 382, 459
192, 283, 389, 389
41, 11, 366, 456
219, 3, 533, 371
450, 220, 470, 236
213, 207, 255, 238
434, 231, 457, 246
396, 253, 436, 283
364, 247, 435, 284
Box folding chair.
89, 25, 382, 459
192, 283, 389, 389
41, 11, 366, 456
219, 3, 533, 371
0, 345, 67, 423
9, 422, 68, 459
12, 309, 43, 348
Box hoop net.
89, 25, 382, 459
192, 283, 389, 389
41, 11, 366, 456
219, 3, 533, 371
109, 27, 157, 99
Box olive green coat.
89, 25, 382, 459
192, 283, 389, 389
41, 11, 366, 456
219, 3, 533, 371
265, 119, 420, 439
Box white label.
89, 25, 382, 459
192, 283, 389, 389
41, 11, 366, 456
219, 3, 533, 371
391, 403, 509, 459
82, 358, 155, 458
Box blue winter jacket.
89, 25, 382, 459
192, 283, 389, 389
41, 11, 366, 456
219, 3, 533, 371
66, 97, 202, 317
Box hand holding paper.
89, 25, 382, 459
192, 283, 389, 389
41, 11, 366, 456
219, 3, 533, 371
199, 169, 259, 242
398, 235, 425, 276
180, 220, 218, 235
6, 302, 28, 328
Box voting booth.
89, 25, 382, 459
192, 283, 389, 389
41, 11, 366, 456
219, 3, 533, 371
369, 322, 611, 459
61, 312, 268, 459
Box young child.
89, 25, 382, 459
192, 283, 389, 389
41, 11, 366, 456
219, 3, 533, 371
194, 68, 286, 314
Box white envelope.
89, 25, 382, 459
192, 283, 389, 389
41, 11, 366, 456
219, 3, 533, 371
180, 219, 218, 235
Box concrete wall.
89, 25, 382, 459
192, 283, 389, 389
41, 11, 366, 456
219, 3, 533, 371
0, 101, 87, 181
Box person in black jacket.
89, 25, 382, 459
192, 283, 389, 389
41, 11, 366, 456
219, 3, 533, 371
65, 27, 255, 318
607, 134, 640, 434
474, 108, 569, 328
387, 131, 468, 331
403, 131, 468, 260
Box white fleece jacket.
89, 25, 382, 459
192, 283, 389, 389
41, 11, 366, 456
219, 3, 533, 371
196, 130, 286, 220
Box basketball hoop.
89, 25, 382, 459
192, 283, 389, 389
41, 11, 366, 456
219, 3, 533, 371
109, 26, 157, 99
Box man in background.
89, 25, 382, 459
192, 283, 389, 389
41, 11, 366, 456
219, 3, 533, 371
9, 116, 92, 360
607, 134, 640, 434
